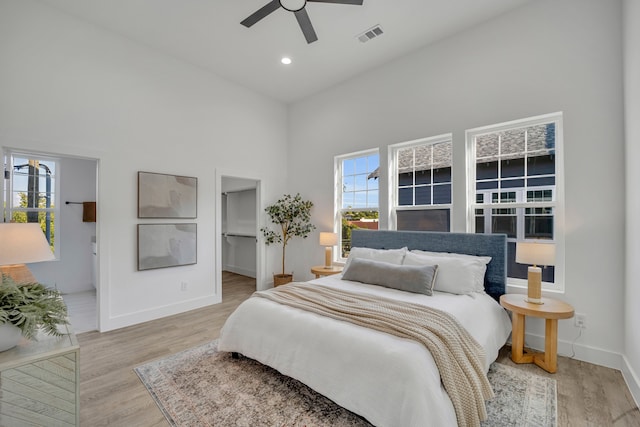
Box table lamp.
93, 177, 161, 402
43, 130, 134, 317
515, 242, 555, 305
0, 223, 54, 284
319, 232, 338, 268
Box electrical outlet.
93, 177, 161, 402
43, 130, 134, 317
180, 282, 188, 292
575, 313, 586, 329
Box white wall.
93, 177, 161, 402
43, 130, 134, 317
28, 156, 97, 294
287, 0, 626, 369
624, 0, 640, 404
0, 0, 288, 331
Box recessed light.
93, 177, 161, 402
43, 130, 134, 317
281, 57, 292, 65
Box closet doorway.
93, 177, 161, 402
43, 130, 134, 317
219, 176, 260, 298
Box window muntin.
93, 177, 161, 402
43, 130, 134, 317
390, 135, 452, 232
336, 150, 380, 259
468, 114, 562, 287
4, 153, 59, 256
341, 154, 379, 209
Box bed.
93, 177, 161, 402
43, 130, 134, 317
218, 230, 512, 427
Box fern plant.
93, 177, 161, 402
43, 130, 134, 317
0, 275, 69, 340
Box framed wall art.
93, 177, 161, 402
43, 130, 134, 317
137, 223, 197, 271
138, 171, 197, 218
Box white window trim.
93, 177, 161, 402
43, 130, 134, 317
4, 150, 61, 258
334, 148, 380, 263
388, 133, 453, 230
465, 112, 565, 292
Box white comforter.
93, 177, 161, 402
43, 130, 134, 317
218, 275, 511, 427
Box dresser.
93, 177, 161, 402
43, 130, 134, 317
0, 326, 79, 426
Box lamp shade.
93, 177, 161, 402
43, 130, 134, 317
319, 232, 338, 247
0, 223, 55, 266
515, 242, 555, 267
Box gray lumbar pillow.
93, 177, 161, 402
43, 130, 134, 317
342, 257, 438, 296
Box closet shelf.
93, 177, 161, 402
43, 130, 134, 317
223, 232, 256, 238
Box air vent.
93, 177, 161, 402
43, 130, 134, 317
357, 25, 384, 43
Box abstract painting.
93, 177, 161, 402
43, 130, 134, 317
138, 172, 197, 218
137, 223, 197, 270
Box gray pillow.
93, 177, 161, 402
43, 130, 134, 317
342, 258, 438, 296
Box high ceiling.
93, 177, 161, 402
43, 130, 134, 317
38, 0, 532, 103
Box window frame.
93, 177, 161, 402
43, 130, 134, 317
4, 150, 60, 258
475, 186, 556, 237
466, 112, 565, 291
388, 134, 453, 231
334, 148, 380, 262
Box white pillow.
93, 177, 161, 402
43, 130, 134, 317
344, 247, 407, 270
403, 251, 488, 295
410, 250, 491, 292
410, 249, 491, 264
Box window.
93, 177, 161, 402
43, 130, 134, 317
467, 113, 563, 289
390, 135, 452, 232
4, 152, 59, 256
335, 149, 380, 259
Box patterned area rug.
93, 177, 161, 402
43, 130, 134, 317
135, 340, 556, 427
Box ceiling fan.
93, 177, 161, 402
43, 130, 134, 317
241, 0, 364, 44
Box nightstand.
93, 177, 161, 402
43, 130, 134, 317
0, 325, 79, 425
311, 265, 343, 278
500, 294, 574, 373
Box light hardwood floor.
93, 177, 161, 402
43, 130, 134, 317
63, 289, 97, 333
78, 272, 640, 426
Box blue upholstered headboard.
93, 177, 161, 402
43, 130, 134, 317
350, 230, 507, 300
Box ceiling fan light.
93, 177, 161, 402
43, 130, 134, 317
280, 0, 306, 12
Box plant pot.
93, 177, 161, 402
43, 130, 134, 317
273, 274, 293, 287
0, 323, 23, 352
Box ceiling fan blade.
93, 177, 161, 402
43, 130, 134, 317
307, 0, 364, 5
241, 0, 281, 28
294, 9, 318, 44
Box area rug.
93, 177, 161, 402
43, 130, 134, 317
135, 340, 557, 427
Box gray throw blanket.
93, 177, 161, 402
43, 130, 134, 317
254, 282, 493, 427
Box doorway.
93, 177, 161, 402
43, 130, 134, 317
219, 176, 260, 298
2, 149, 99, 333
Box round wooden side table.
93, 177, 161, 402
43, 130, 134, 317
310, 265, 343, 278
500, 293, 574, 373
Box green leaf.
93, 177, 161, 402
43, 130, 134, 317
0, 274, 68, 340
261, 193, 316, 275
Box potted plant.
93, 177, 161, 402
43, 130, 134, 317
261, 193, 315, 286
0, 274, 69, 352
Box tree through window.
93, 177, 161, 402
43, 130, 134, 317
335, 150, 379, 258
4, 153, 58, 254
